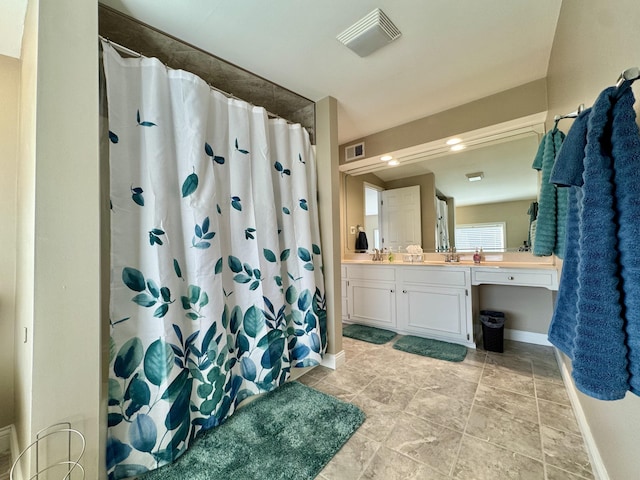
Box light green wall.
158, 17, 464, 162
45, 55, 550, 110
546, 1, 640, 479
0, 54, 19, 429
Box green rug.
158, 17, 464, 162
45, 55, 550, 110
140, 381, 365, 480
343, 323, 397, 344
393, 335, 467, 362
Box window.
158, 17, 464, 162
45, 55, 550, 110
454, 222, 506, 251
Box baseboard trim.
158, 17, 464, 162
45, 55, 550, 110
320, 350, 346, 370
504, 328, 551, 346
554, 349, 608, 480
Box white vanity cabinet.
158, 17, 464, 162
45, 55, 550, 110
472, 266, 558, 290
342, 263, 474, 347
344, 264, 397, 329
397, 266, 473, 346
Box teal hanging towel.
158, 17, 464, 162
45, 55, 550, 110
532, 128, 566, 257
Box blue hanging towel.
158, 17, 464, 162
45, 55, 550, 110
572, 87, 630, 400
532, 128, 566, 257
547, 108, 590, 359
610, 87, 640, 396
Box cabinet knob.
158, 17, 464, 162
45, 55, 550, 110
403, 290, 407, 293
390, 289, 394, 293
508, 276, 515, 280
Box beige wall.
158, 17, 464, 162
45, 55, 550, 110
316, 97, 342, 356
545, 2, 640, 479
0, 54, 19, 429
13, 0, 104, 478
386, 174, 437, 252
339, 79, 547, 164
343, 172, 385, 254
478, 285, 554, 334
14, 0, 38, 458
456, 199, 535, 250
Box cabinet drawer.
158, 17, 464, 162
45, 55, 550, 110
346, 264, 395, 281
472, 268, 558, 289
341, 265, 347, 278
401, 266, 469, 288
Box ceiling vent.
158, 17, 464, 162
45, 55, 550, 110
345, 142, 365, 162
337, 9, 401, 57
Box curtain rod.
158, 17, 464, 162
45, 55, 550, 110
99, 35, 291, 123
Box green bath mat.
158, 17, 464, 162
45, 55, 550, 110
393, 335, 467, 362
343, 323, 397, 344
140, 381, 365, 480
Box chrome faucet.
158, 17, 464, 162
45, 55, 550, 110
444, 247, 459, 263
371, 248, 383, 261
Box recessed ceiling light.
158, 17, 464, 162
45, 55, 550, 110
446, 138, 462, 146
465, 172, 484, 182
380, 155, 393, 161
388, 160, 399, 166
450, 144, 466, 152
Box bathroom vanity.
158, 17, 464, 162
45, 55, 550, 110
341, 259, 558, 348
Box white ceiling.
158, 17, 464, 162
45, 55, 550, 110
100, 0, 562, 145
4, 1, 561, 206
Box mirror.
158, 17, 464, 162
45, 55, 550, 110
343, 130, 542, 253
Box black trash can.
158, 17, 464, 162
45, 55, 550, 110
480, 310, 505, 353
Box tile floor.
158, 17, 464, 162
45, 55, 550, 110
299, 336, 594, 480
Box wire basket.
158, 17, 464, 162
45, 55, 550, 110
11, 422, 85, 480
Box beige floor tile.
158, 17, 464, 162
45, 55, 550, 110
462, 348, 487, 368
453, 434, 545, 480
545, 465, 593, 480
533, 361, 564, 385
384, 412, 463, 475
405, 389, 473, 432
360, 447, 450, 480
466, 404, 542, 460
312, 380, 358, 402
535, 379, 570, 405
422, 372, 479, 403
321, 364, 377, 394
541, 426, 594, 479
320, 431, 381, 480
328, 334, 594, 480
538, 399, 580, 435
486, 352, 534, 377
473, 383, 539, 424
351, 394, 402, 442
481, 364, 536, 397
360, 376, 420, 410
429, 361, 484, 384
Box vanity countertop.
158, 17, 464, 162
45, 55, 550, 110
341, 259, 558, 270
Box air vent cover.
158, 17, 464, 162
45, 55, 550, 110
345, 142, 365, 162
337, 9, 402, 57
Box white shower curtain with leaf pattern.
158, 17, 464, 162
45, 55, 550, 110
102, 41, 327, 479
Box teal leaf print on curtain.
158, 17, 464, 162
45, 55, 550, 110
131, 187, 144, 206
103, 40, 326, 479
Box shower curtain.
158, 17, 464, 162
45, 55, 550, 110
102, 42, 327, 479
436, 199, 450, 251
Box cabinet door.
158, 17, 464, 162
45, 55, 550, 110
348, 279, 396, 328
398, 284, 468, 342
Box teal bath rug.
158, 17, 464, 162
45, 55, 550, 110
393, 335, 467, 362
343, 323, 397, 344
140, 381, 365, 480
